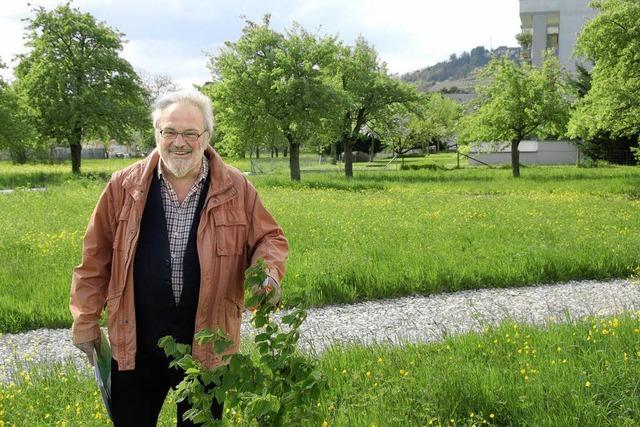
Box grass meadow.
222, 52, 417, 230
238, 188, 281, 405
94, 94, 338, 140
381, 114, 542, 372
1, 155, 639, 426
1, 157, 639, 333
1, 313, 639, 426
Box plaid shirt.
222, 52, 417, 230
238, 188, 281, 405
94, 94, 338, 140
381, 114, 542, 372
157, 157, 209, 304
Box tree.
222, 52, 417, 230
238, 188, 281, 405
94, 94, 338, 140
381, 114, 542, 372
372, 92, 462, 163
516, 31, 533, 65
0, 60, 37, 163
0, 61, 16, 153
457, 54, 571, 177
140, 70, 178, 106
569, 63, 638, 165
420, 93, 463, 152
15, 3, 148, 173
371, 103, 421, 166
207, 17, 341, 181
568, 0, 640, 141
335, 37, 417, 178
137, 70, 179, 149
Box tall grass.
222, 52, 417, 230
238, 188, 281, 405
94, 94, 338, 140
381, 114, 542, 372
317, 312, 640, 426
2, 313, 638, 426
1, 160, 640, 333
0, 159, 136, 189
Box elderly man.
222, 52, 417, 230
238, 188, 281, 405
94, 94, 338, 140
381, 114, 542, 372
69, 90, 288, 426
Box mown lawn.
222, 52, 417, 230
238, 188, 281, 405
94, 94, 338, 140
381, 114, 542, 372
1, 158, 640, 333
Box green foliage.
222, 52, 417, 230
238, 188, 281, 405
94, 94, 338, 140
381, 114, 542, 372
568, 0, 640, 140
207, 23, 417, 179
372, 93, 461, 157
569, 64, 638, 165
14, 3, 148, 173
457, 54, 572, 176
159, 259, 326, 426
207, 16, 342, 180
0, 79, 38, 164
336, 37, 417, 177
515, 31, 532, 64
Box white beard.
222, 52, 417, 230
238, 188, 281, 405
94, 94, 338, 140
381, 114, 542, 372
159, 146, 204, 178
163, 157, 193, 178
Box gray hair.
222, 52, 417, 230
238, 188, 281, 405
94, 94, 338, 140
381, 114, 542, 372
151, 89, 214, 132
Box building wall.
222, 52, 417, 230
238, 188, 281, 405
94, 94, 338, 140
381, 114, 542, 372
520, 0, 597, 72
51, 147, 106, 161
469, 140, 579, 165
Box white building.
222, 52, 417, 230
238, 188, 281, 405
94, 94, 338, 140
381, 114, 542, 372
469, 141, 580, 166
519, 0, 597, 72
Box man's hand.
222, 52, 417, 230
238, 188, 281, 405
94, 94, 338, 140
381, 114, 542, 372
74, 335, 101, 365
250, 276, 281, 309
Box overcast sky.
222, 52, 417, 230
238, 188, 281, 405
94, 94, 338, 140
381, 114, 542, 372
1, 0, 522, 89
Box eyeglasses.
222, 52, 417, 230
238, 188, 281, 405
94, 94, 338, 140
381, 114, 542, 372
159, 129, 207, 143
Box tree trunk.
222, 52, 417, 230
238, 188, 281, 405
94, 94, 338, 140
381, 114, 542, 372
70, 142, 82, 174
275, 147, 279, 158
11, 148, 28, 164
511, 139, 521, 178
255, 147, 260, 159
344, 109, 365, 178
344, 137, 353, 178
288, 140, 300, 181
70, 117, 84, 174
369, 139, 375, 162
283, 146, 288, 157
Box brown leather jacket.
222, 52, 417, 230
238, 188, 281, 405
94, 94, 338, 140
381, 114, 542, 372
69, 147, 288, 371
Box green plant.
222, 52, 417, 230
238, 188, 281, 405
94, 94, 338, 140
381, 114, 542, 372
630, 144, 640, 164
159, 259, 326, 426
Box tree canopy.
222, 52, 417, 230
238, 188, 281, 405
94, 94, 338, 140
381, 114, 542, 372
15, 3, 148, 173
457, 54, 571, 177
207, 16, 342, 181
336, 37, 417, 177
371, 93, 461, 160
0, 61, 37, 163
568, 0, 640, 140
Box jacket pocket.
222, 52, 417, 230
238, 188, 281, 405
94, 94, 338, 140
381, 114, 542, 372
213, 209, 247, 256
216, 298, 242, 354
112, 199, 132, 249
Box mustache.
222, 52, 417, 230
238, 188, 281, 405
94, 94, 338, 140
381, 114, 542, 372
168, 148, 193, 153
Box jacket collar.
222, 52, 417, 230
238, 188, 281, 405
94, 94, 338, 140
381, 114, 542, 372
122, 146, 235, 202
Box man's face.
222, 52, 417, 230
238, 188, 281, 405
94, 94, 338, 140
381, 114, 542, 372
156, 103, 208, 179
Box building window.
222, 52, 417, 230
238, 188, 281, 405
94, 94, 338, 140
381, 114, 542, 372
546, 26, 559, 55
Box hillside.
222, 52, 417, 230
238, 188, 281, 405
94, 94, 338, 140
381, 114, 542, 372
401, 45, 520, 93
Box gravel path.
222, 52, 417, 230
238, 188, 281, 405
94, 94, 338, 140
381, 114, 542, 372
1, 278, 639, 382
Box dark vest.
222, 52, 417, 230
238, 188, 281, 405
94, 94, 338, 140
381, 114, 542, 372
133, 172, 210, 357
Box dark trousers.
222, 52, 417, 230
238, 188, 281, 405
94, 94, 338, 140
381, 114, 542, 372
111, 354, 223, 426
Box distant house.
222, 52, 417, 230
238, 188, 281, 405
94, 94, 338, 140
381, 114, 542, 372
468, 140, 579, 166
519, 0, 597, 73
108, 141, 130, 158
